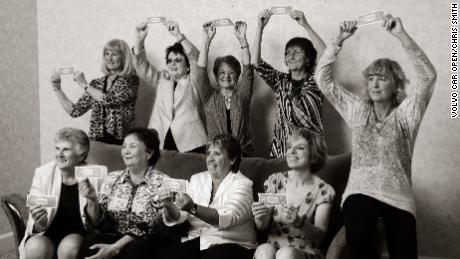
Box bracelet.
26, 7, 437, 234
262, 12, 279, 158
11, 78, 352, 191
240, 45, 249, 49
177, 34, 186, 43
83, 85, 89, 91
189, 203, 198, 215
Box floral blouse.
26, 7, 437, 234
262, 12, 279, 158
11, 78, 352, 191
264, 172, 335, 258
70, 74, 139, 145
93, 167, 169, 239
315, 39, 436, 216
255, 60, 324, 158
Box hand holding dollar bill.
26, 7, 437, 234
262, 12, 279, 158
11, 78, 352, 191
75, 165, 108, 193
163, 178, 187, 193
27, 194, 58, 208
357, 11, 384, 27
258, 193, 287, 206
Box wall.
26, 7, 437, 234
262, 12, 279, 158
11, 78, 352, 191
0, 0, 40, 234
31, 0, 460, 258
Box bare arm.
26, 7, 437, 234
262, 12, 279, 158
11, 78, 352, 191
234, 21, 251, 65
252, 9, 272, 65
290, 10, 326, 60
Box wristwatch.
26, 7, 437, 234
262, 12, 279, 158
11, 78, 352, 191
189, 203, 198, 215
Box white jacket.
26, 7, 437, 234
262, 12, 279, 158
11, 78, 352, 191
18, 161, 88, 259
133, 48, 207, 152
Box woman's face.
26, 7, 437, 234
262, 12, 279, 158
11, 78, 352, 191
367, 73, 397, 103
104, 48, 123, 73
286, 134, 310, 170
121, 134, 151, 168
55, 141, 83, 170
217, 62, 237, 89
206, 144, 233, 176
284, 46, 308, 73
166, 52, 189, 79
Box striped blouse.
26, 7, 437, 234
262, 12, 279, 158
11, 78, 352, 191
255, 60, 324, 157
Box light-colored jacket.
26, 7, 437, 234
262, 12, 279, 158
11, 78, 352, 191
133, 48, 207, 152
18, 161, 88, 259
164, 171, 257, 250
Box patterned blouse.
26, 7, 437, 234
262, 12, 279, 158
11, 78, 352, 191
94, 167, 170, 239
264, 172, 335, 258
70, 74, 139, 145
315, 40, 436, 216
196, 64, 255, 155
255, 60, 324, 157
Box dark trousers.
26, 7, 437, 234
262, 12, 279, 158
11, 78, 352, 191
156, 238, 254, 259
79, 233, 169, 259
343, 194, 418, 259
164, 128, 206, 153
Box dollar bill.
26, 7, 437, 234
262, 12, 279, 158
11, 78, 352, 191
76, 165, 108, 192
59, 67, 74, 75
163, 178, 187, 193
271, 6, 293, 15
357, 11, 384, 27
26, 194, 57, 208
258, 193, 287, 206
147, 16, 166, 24
213, 18, 234, 27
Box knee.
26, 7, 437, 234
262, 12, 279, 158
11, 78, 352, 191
57, 234, 83, 259
24, 236, 54, 259
254, 243, 276, 259
276, 247, 303, 259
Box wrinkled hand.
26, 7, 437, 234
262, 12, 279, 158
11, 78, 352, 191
158, 187, 174, 208
234, 21, 247, 43
135, 22, 149, 42
50, 71, 61, 91
279, 204, 300, 225
335, 20, 358, 46
290, 10, 308, 27
85, 243, 118, 259
79, 178, 97, 202
257, 9, 272, 29
160, 69, 171, 81
252, 202, 272, 221
73, 70, 88, 89
175, 192, 194, 212
164, 20, 182, 39
383, 14, 406, 39
30, 205, 48, 232
203, 21, 216, 43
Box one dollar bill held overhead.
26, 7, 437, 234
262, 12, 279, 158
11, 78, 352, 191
26, 194, 58, 208
59, 67, 74, 75
258, 193, 287, 206
163, 178, 187, 193
271, 6, 293, 15
147, 16, 166, 24
213, 18, 234, 27
357, 11, 384, 27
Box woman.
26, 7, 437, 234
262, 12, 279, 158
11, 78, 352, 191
133, 21, 207, 153
252, 129, 335, 259
79, 128, 174, 259
51, 39, 139, 145
19, 128, 91, 259
315, 15, 437, 259
253, 9, 326, 158
196, 21, 255, 156
158, 134, 257, 259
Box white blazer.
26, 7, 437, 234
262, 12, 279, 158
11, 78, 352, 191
18, 161, 88, 259
133, 48, 207, 152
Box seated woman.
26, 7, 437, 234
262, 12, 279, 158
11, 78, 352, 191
315, 15, 436, 259
133, 21, 207, 153
158, 134, 257, 259
79, 128, 175, 259
19, 128, 91, 259
253, 9, 326, 157
252, 129, 335, 259
196, 21, 255, 156
51, 39, 139, 145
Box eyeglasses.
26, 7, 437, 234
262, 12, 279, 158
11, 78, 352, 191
285, 50, 305, 57
166, 58, 184, 64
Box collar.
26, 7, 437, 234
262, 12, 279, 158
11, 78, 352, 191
118, 166, 158, 186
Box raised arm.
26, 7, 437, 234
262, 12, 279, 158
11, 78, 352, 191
51, 71, 75, 114
164, 20, 200, 62
234, 21, 251, 65
195, 22, 216, 103
290, 10, 326, 60
197, 22, 216, 68
132, 22, 161, 87
252, 9, 272, 65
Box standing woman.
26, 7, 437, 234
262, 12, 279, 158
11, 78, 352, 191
19, 128, 91, 259
253, 9, 326, 158
133, 21, 207, 153
315, 15, 437, 259
79, 128, 174, 259
252, 129, 335, 259
51, 39, 139, 145
196, 21, 255, 156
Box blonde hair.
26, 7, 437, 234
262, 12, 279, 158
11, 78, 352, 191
101, 39, 135, 76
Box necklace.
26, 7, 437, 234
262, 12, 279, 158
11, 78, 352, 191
221, 89, 234, 110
